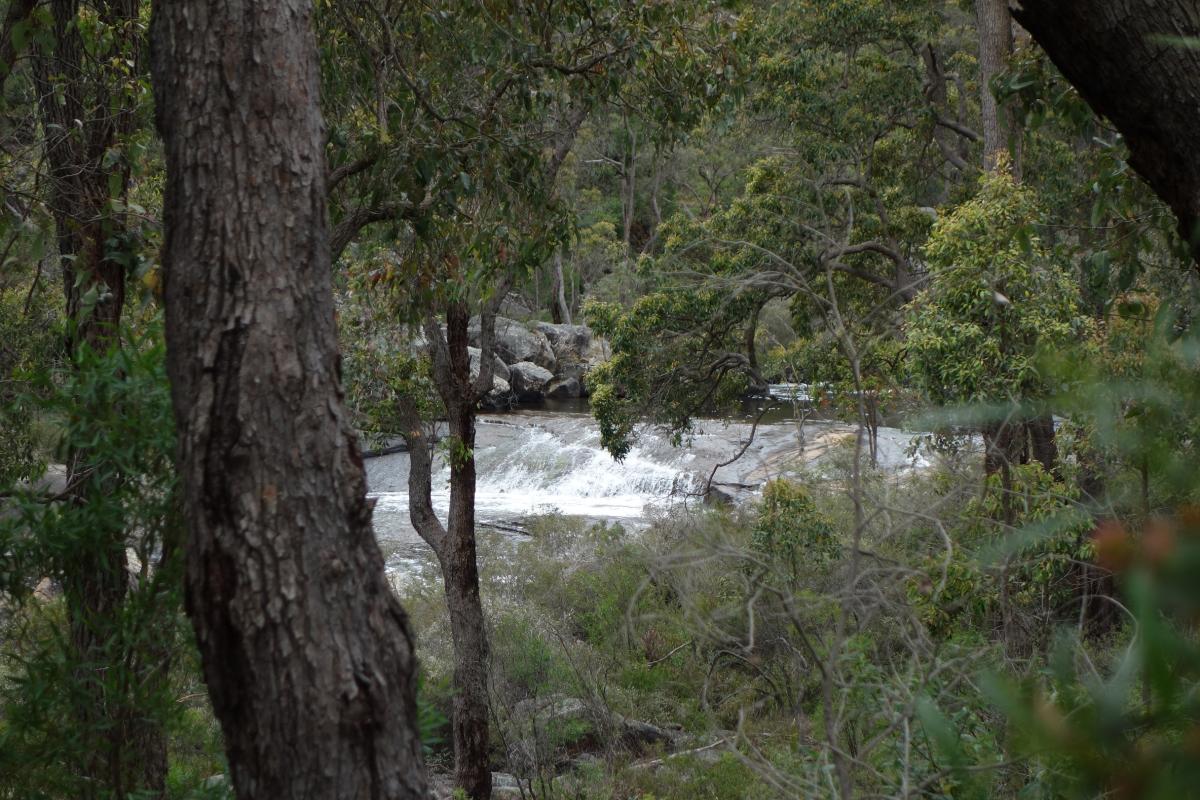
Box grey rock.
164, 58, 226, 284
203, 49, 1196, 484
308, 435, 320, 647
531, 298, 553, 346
534, 322, 592, 361
480, 376, 515, 412
534, 322, 612, 397
468, 346, 511, 385
492, 772, 527, 799
430, 772, 526, 800
470, 316, 556, 370
508, 361, 555, 401
545, 377, 583, 400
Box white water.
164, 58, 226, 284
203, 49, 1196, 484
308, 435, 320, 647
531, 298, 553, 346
366, 411, 929, 568
371, 423, 694, 523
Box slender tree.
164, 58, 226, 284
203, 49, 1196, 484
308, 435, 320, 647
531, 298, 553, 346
150, 1, 427, 797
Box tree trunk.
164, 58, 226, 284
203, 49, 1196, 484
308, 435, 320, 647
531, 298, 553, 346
443, 399, 492, 800
551, 251, 571, 325
1028, 415, 1057, 476
1011, 0, 1200, 263
976, 0, 1019, 176
405, 305, 493, 800
150, 2, 427, 797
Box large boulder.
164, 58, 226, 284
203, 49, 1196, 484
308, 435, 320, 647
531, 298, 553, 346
470, 316, 556, 370
545, 376, 583, 400
468, 346, 511, 385
480, 376, 514, 411
508, 361, 554, 402
533, 322, 592, 361
533, 322, 611, 397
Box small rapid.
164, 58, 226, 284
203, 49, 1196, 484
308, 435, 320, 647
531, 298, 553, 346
369, 416, 700, 530
366, 410, 928, 567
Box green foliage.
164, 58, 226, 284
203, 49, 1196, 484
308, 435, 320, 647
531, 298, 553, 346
0, 287, 59, 485
751, 479, 839, 570
586, 291, 756, 459
991, 520, 1200, 800
905, 168, 1090, 407
0, 324, 190, 799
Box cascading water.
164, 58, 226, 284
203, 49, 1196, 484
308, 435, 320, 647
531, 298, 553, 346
369, 416, 699, 529
366, 410, 930, 569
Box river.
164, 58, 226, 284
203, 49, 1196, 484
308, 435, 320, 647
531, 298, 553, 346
366, 408, 930, 574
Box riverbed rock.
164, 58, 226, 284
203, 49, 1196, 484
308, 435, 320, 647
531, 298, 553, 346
468, 346, 511, 385
470, 316, 556, 370
545, 376, 583, 400
508, 361, 554, 401
534, 322, 592, 360
534, 322, 612, 397
480, 376, 515, 411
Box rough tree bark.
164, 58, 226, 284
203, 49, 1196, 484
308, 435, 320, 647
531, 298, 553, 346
976, 0, 1020, 176
150, 1, 427, 797
1010, 0, 1200, 262
401, 298, 506, 800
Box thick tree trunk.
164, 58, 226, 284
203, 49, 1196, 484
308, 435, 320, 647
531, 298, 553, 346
405, 306, 493, 800
1011, 0, 1200, 262
150, 2, 427, 798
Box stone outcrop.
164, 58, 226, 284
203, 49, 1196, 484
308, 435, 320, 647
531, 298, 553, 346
508, 361, 554, 402
452, 317, 612, 406
470, 316, 556, 370
468, 346, 511, 385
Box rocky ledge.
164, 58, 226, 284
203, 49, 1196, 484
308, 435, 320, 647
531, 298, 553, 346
468, 317, 611, 410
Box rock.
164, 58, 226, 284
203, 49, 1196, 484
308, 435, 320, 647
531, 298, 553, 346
468, 346, 511, 385
545, 377, 583, 400
202, 774, 230, 796
533, 322, 612, 397
481, 376, 515, 411
508, 361, 554, 401
704, 485, 738, 507
470, 316, 556, 370
33, 578, 58, 602
534, 322, 592, 361
492, 772, 527, 799
430, 772, 526, 800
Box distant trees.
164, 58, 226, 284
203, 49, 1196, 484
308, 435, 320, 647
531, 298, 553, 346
0, 1, 175, 795
151, 1, 426, 797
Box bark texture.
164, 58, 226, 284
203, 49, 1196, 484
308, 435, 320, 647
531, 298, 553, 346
977, 0, 1020, 176
150, 2, 427, 797
1011, 0, 1200, 261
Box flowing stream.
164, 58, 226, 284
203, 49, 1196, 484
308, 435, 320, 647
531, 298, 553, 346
366, 409, 928, 572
